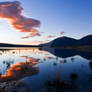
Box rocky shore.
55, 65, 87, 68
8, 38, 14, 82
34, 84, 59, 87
0, 80, 30, 92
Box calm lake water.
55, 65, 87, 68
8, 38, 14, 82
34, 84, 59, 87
0, 47, 92, 92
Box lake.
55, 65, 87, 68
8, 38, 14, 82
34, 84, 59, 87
0, 47, 92, 92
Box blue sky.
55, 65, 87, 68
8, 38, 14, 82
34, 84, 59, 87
0, 0, 92, 45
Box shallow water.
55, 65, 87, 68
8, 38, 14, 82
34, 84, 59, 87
0, 47, 92, 92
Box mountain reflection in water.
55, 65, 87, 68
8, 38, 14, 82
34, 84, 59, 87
0, 48, 92, 92
40, 47, 92, 60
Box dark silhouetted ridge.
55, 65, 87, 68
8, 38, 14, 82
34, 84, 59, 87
0, 43, 39, 47
40, 35, 92, 47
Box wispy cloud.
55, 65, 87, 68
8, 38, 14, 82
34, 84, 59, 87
58, 32, 65, 35
20, 29, 41, 39
45, 32, 65, 39
0, 1, 40, 38
46, 35, 56, 38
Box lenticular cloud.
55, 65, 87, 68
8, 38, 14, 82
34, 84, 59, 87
0, 1, 40, 38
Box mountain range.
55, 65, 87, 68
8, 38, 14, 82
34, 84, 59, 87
0, 35, 92, 47
40, 35, 92, 47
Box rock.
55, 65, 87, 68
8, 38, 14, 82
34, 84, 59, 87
0, 80, 31, 92
0, 88, 4, 92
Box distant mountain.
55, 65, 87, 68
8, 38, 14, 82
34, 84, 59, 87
40, 35, 92, 47
51, 36, 78, 47
77, 35, 92, 46
1, 35, 92, 47
0, 43, 39, 47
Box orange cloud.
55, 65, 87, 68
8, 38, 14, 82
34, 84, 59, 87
21, 29, 41, 39
0, 1, 40, 38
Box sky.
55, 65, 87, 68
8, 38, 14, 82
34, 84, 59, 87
0, 0, 92, 45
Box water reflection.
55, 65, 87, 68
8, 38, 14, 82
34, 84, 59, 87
0, 48, 92, 92
3, 59, 14, 69
89, 59, 92, 70
40, 47, 92, 59
0, 57, 40, 82
21, 56, 40, 62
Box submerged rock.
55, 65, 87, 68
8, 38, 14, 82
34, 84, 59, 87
0, 81, 31, 92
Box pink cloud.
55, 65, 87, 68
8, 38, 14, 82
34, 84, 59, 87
0, 1, 40, 38
20, 29, 41, 39
58, 32, 65, 35
46, 35, 55, 38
